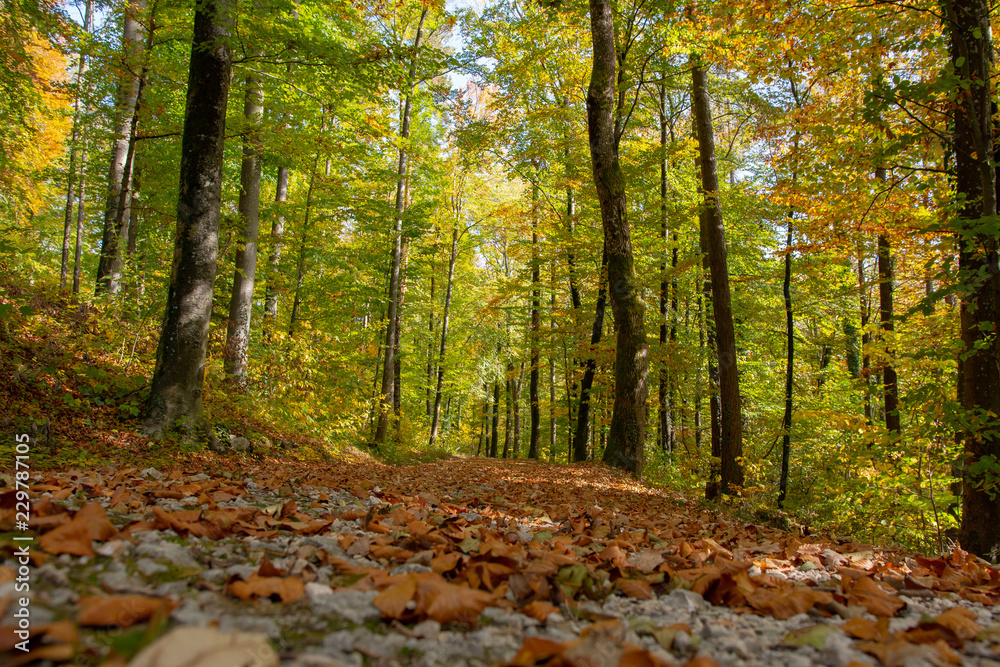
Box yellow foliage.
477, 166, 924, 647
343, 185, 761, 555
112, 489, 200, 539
0, 30, 71, 216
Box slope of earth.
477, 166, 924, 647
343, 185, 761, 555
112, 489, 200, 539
2, 456, 1000, 667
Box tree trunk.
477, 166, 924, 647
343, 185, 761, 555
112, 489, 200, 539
857, 244, 873, 423
503, 364, 514, 459
490, 380, 500, 458
550, 261, 558, 462
374, 8, 427, 445
288, 154, 321, 336
947, 0, 1000, 557
143, 0, 233, 436
429, 228, 458, 446
426, 233, 438, 417
96, 0, 147, 295
691, 56, 743, 495
61, 0, 92, 292
264, 165, 289, 332
72, 138, 89, 295
587, 0, 649, 476
529, 180, 542, 459
657, 78, 674, 454
877, 221, 900, 436
393, 239, 409, 419
513, 362, 524, 458
778, 214, 794, 508
223, 68, 264, 386
572, 247, 607, 462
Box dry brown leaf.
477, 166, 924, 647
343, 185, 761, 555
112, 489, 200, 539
522, 600, 559, 622
374, 573, 492, 627
506, 636, 569, 666
38, 502, 116, 556
935, 606, 982, 641
617, 578, 654, 600
77, 595, 171, 628
746, 585, 833, 619
841, 616, 889, 641
227, 574, 305, 603
846, 576, 905, 617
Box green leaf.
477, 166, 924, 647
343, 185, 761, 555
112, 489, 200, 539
783, 624, 835, 650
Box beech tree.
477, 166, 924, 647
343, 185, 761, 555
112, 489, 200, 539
143, 0, 233, 436
587, 0, 649, 476
946, 0, 1000, 557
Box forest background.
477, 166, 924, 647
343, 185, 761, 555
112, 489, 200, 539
2, 0, 999, 561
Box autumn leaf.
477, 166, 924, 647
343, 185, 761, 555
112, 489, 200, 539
227, 574, 305, 603
846, 576, 905, 617
38, 502, 116, 556
78, 595, 172, 628
374, 573, 492, 626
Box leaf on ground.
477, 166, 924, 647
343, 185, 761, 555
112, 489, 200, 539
841, 616, 889, 641
374, 572, 492, 626
521, 600, 558, 622
227, 574, 305, 603
77, 595, 172, 628
616, 578, 654, 600
782, 624, 835, 650
746, 584, 833, 619
38, 502, 116, 556
846, 576, 905, 617
935, 606, 982, 641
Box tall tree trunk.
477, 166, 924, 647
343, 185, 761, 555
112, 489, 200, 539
572, 247, 607, 462
550, 261, 558, 462
529, 180, 542, 459
503, 364, 514, 459
142, 0, 233, 436
429, 228, 458, 446
692, 56, 743, 494
587, 0, 649, 476
513, 363, 524, 458
778, 214, 794, 508
490, 380, 500, 458
947, 0, 1000, 557
877, 216, 900, 436
857, 245, 873, 423
263, 166, 289, 332
96, 0, 147, 295
657, 78, 674, 453
126, 176, 143, 296
72, 138, 89, 295
61, 0, 92, 292
374, 8, 427, 445
426, 232, 439, 417
288, 154, 321, 336
224, 68, 264, 386
393, 239, 409, 420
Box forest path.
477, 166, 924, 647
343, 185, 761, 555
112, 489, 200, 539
2, 454, 999, 666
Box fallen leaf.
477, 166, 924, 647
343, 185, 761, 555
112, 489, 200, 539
616, 578, 654, 600
38, 502, 116, 556
227, 574, 305, 603
78, 595, 172, 628
522, 600, 558, 622
783, 624, 835, 650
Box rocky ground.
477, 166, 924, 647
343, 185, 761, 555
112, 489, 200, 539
2, 456, 999, 667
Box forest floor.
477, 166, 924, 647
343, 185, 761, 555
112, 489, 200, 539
2, 452, 1000, 667
2, 287, 1000, 666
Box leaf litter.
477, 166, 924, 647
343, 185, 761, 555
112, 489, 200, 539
1, 457, 999, 666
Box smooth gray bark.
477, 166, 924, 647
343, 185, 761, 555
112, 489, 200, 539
143, 0, 233, 436
223, 69, 264, 385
